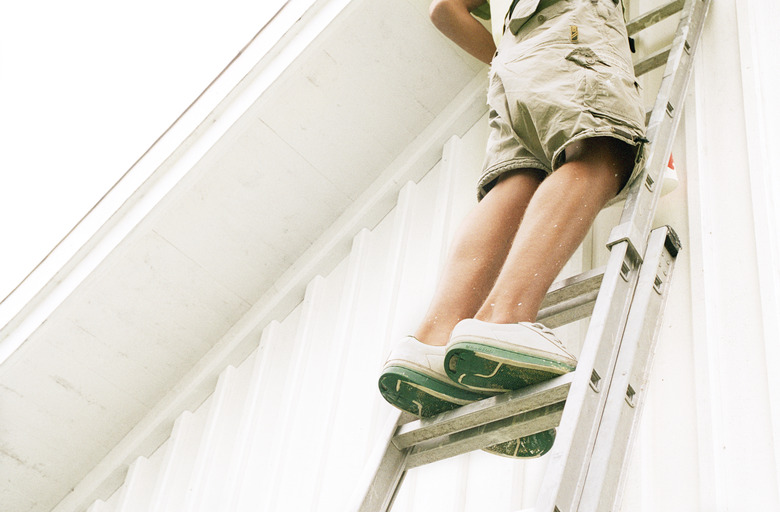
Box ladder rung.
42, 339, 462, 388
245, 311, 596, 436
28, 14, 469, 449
406, 402, 565, 468
627, 0, 685, 36
538, 266, 605, 327
393, 373, 573, 450
634, 46, 671, 77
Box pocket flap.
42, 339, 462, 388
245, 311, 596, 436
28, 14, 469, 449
507, 0, 542, 34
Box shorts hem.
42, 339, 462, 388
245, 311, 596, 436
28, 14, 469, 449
551, 126, 644, 172
477, 129, 647, 207
477, 158, 551, 201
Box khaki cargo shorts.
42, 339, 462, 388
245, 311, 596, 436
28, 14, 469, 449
479, 0, 647, 207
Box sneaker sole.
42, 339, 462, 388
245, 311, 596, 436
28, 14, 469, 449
378, 365, 484, 417
482, 428, 556, 458
445, 341, 576, 393
378, 365, 556, 458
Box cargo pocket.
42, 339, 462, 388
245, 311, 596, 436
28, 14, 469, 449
567, 47, 644, 131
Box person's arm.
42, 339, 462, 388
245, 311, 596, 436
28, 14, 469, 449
429, 0, 496, 64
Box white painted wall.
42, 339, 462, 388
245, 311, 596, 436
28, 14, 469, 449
78, 0, 780, 510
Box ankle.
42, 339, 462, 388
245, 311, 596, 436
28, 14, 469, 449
475, 303, 535, 325
413, 327, 451, 347
414, 336, 448, 347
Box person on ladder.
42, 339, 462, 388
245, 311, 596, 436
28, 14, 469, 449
378, 0, 648, 458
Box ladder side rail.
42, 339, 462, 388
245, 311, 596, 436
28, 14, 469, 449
539, 0, 712, 507
537, 1, 711, 507
578, 226, 681, 511
535, 238, 642, 512
359, 440, 408, 512
356, 411, 409, 512
608, 0, 712, 260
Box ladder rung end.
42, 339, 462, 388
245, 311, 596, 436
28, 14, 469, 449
634, 48, 671, 77
626, 0, 685, 36
405, 403, 565, 469
393, 374, 573, 450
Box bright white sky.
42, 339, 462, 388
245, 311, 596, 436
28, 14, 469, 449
0, 0, 286, 301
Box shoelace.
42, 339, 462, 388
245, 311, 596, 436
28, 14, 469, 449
529, 322, 571, 352
530, 322, 557, 338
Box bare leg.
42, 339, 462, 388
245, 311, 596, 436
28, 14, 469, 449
414, 169, 545, 346
476, 137, 636, 324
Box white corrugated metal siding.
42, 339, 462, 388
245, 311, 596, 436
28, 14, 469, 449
84, 117, 593, 512
82, 0, 780, 510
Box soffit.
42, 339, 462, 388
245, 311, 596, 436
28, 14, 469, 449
0, 0, 483, 510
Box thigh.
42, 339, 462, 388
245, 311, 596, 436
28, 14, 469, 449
560, 136, 637, 197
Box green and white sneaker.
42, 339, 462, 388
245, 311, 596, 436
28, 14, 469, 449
445, 319, 577, 394
378, 336, 553, 458
442, 319, 577, 458
379, 336, 487, 417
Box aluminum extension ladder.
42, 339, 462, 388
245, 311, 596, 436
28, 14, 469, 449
357, 0, 711, 510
